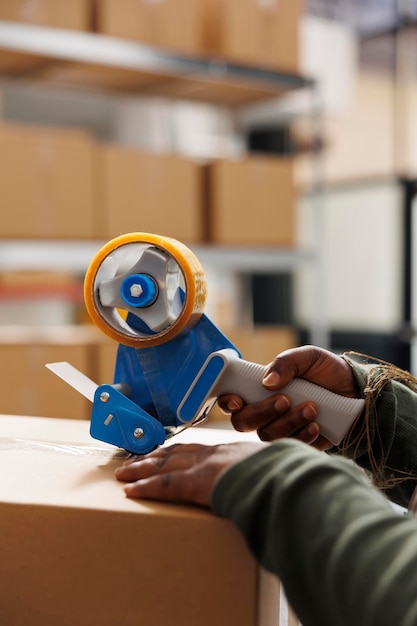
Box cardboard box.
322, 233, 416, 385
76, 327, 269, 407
0, 123, 97, 239
205, 156, 295, 246
0, 0, 92, 30
96, 0, 205, 57
1, 0, 165, 91
94, 335, 118, 383
0, 414, 300, 625
0, 0, 94, 74
0, 325, 102, 419
99, 144, 203, 242
95, 0, 300, 71
226, 325, 297, 364
202, 0, 301, 73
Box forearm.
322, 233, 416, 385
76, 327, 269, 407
334, 353, 417, 507
212, 440, 417, 626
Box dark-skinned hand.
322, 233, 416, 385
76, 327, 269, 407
217, 345, 359, 451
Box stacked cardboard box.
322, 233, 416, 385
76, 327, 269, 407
0, 122, 296, 246
0, 0, 93, 74
0, 1, 302, 101
95, 0, 301, 73
0, 0, 92, 29
0, 325, 99, 419
201, 0, 301, 72
97, 144, 203, 242
2, 0, 301, 75
0, 123, 97, 238
204, 155, 295, 246
96, 0, 204, 57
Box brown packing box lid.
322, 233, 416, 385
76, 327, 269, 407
0, 414, 259, 510
0, 415, 293, 626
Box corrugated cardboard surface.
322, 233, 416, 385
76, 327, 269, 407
205, 156, 295, 246
0, 415, 299, 626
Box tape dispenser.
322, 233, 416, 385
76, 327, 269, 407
47, 232, 364, 455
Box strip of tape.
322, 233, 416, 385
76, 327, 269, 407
0, 436, 130, 459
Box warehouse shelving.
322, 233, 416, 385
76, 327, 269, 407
0, 21, 313, 104
0, 240, 316, 273
0, 20, 328, 347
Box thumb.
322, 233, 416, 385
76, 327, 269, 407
262, 346, 325, 389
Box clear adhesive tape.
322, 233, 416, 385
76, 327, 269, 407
84, 232, 208, 348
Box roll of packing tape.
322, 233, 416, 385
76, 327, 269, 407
84, 232, 207, 348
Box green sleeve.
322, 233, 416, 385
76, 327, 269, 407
334, 353, 417, 508
212, 439, 417, 626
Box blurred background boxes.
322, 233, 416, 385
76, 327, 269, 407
0, 0, 300, 75
0, 120, 296, 245
94, 335, 118, 384
98, 144, 203, 241
95, 0, 300, 73
204, 155, 295, 246
95, 0, 204, 57
0, 123, 97, 238
226, 325, 297, 364
0, 326, 97, 419
201, 0, 300, 72
0, 0, 93, 74
0, 0, 92, 30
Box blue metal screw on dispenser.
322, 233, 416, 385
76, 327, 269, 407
47, 232, 365, 455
